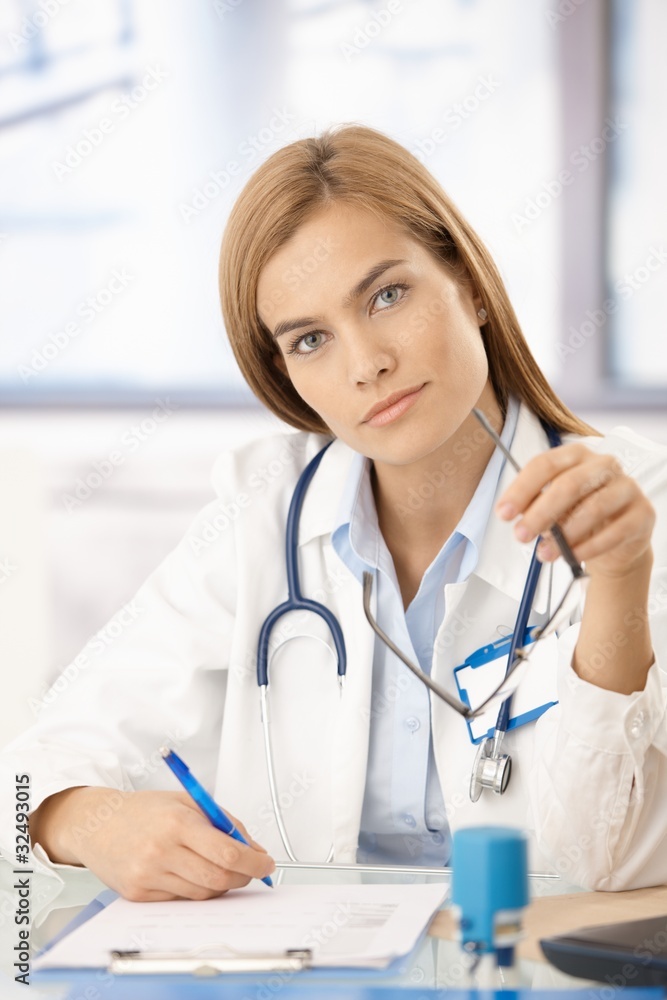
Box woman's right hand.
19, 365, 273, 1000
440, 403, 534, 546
29, 786, 276, 901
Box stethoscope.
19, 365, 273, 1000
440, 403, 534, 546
468, 421, 562, 801
257, 423, 562, 861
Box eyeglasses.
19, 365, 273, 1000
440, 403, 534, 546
361, 407, 589, 721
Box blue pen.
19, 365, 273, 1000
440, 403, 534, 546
160, 747, 274, 888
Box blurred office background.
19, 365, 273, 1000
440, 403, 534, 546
0, 0, 665, 744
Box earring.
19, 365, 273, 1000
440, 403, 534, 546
477, 308, 488, 322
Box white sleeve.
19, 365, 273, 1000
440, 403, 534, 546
0, 481, 238, 878
527, 428, 667, 890
528, 572, 667, 891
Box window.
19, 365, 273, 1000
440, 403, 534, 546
2, 0, 663, 407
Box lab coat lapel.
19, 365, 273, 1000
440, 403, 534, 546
322, 539, 376, 862
298, 437, 377, 863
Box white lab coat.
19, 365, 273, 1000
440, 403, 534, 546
2, 404, 667, 890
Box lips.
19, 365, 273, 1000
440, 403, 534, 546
362, 383, 426, 423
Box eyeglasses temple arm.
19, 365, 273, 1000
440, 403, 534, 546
471, 408, 586, 578
362, 573, 472, 717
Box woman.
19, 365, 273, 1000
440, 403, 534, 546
4, 124, 667, 899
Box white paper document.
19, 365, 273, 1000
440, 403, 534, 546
35, 882, 448, 971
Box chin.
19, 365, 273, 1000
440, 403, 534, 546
369, 426, 443, 466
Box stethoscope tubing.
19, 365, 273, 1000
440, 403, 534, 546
494, 420, 562, 735
495, 544, 542, 733
256, 439, 346, 688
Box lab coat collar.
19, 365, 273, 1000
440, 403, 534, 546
298, 402, 571, 613
297, 436, 359, 546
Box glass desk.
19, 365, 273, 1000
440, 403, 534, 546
0, 857, 597, 996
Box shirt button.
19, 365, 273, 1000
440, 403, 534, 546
404, 813, 416, 827
405, 716, 421, 732
431, 832, 444, 846
629, 710, 647, 739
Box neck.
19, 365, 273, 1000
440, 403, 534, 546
371, 383, 505, 557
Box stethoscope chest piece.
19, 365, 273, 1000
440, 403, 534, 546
470, 736, 512, 802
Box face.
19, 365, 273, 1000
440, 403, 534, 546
256, 201, 492, 467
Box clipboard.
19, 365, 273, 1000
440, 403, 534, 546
33, 891, 397, 980
34, 893, 352, 978
32, 880, 440, 982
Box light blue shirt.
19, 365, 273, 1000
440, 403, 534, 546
331, 396, 520, 866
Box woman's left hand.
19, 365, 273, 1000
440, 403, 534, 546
495, 442, 656, 580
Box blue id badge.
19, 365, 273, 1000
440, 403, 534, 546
454, 627, 559, 744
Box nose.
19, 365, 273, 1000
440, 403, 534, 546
343, 322, 398, 385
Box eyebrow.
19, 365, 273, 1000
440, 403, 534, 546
270, 258, 408, 340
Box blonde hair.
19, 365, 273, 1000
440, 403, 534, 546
218, 123, 598, 438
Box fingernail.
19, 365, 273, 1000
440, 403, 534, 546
515, 522, 531, 542
496, 502, 515, 519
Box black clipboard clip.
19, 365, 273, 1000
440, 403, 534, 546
109, 947, 313, 976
